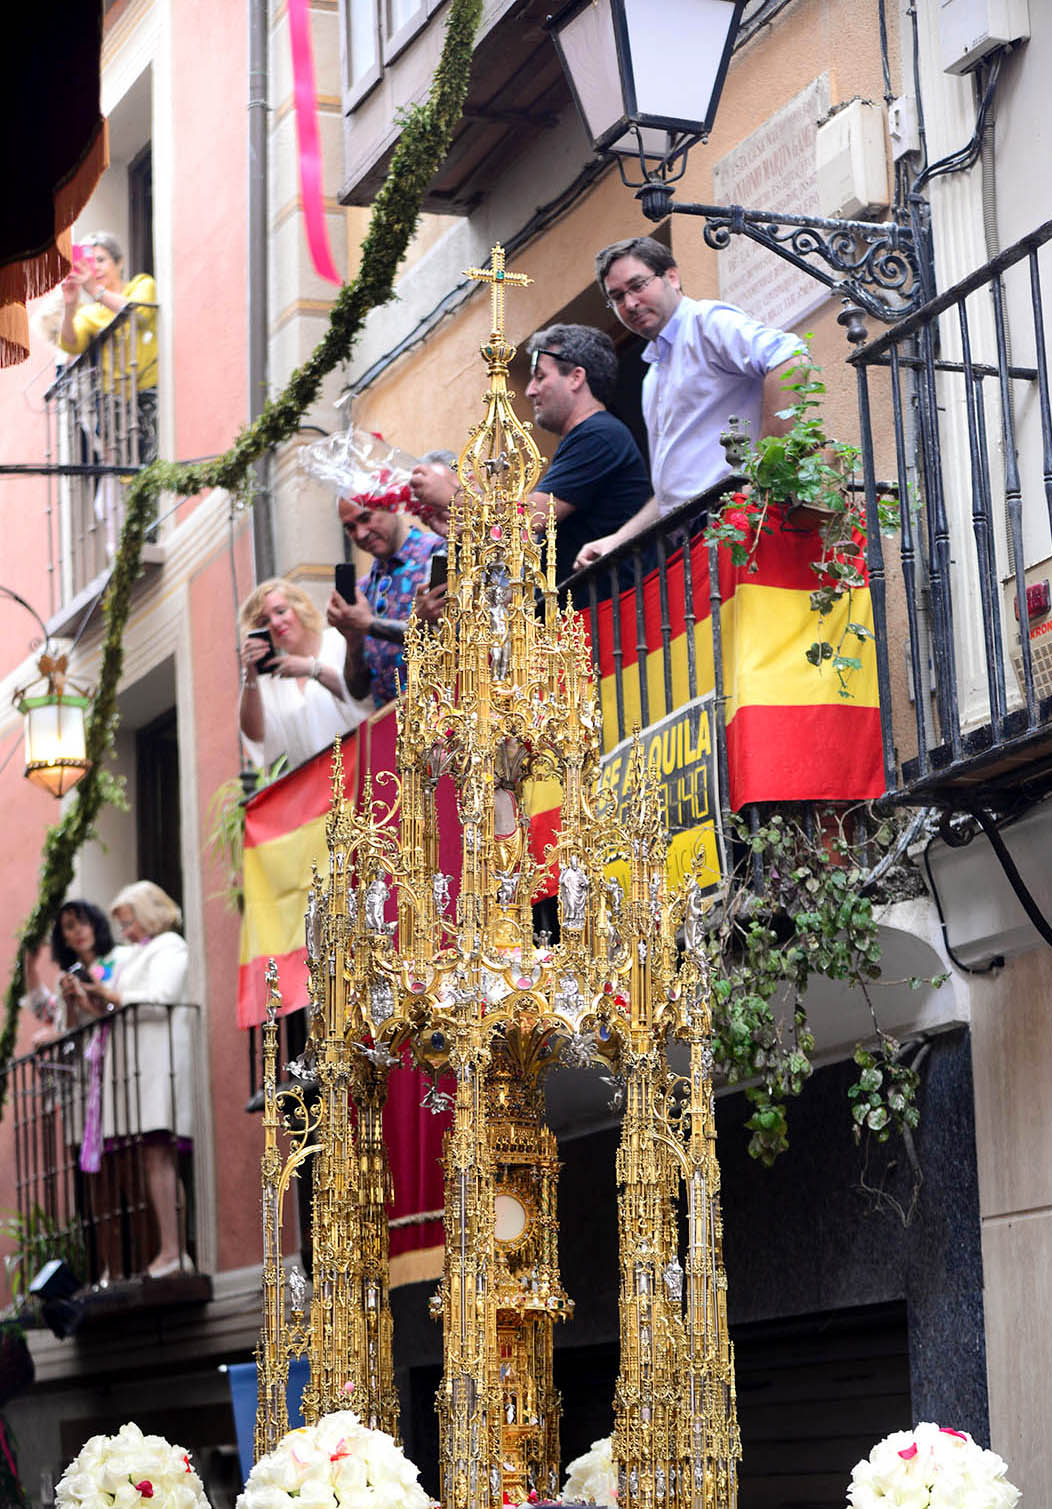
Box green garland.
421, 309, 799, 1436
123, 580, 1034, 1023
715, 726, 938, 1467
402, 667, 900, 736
0, 0, 483, 1114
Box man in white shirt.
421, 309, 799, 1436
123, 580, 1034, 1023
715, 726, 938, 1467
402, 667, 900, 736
574, 236, 805, 569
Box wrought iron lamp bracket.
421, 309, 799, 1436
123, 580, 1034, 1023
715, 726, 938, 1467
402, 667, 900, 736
634, 180, 931, 323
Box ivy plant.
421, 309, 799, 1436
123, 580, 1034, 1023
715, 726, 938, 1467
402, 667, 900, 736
704, 806, 941, 1167
703, 359, 898, 699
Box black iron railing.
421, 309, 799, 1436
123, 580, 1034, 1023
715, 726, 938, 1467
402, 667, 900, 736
42, 301, 158, 610
2, 1001, 200, 1293
561, 482, 736, 825
851, 219, 1052, 804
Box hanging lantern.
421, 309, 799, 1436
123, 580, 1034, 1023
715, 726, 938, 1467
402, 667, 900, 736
548, 0, 745, 180
16, 654, 91, 797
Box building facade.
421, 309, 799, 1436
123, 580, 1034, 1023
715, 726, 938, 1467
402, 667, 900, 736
0, 1, 1049, 1506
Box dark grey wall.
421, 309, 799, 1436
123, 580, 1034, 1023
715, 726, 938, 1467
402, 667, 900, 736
392, 1026, 988, 1487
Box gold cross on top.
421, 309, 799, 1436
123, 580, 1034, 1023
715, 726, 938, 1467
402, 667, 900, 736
465, 243, 531, 340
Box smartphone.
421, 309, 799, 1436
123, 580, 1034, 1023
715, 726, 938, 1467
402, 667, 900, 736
428, 552, 448, 593
66, 962, 87, 980
334, 562, 358, 603
247, 626, 279, 674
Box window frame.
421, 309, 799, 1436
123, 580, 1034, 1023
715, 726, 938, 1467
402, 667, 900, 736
342, 0, 383, 111
381, 0, 429, 66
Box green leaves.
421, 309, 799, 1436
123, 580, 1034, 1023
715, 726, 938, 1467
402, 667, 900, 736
708, 807, 931, 1165
701, 354, 896, 700
848, 1038, 921, 1145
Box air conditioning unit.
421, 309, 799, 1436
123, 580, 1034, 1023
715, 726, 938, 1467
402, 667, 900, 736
815, 100, 889, 220
940, 0, 1030, 76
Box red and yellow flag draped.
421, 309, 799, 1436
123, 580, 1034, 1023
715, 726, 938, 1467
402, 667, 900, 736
238, 704, 457, 1285
528, 525, 883, 890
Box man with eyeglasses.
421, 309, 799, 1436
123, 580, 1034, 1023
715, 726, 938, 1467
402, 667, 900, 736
326, 497, 445, 707
523, 322, 650, 594
574, 236, 805, 569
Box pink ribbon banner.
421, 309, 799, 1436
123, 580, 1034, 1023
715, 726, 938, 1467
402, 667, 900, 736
288, 0, 342, 285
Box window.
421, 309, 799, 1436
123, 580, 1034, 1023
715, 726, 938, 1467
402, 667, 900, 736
383, 0, 427, 59
136, 707, 183, 909
345, 0, 381, 103
343, 0, 430, 106
128, 143, 154, 279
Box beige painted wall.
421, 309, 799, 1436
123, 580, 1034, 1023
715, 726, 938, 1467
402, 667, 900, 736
969, 944, 1052, 1502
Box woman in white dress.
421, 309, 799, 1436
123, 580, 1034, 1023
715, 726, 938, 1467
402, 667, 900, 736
239, 576, 370, 771
69, 881, 192, 1279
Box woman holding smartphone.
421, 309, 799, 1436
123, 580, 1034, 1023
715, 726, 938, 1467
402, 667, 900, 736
239, 576, 370, 771
22, 900, 124, 1044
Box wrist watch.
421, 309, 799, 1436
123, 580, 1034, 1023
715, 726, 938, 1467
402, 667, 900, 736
310, 658, 323, 681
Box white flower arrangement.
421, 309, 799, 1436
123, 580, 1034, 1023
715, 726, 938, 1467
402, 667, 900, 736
55, 1420, 210, 1508
236, 1408, 431, 1509
562, 1436, 617, 1506
847, 1421, 1020, 1509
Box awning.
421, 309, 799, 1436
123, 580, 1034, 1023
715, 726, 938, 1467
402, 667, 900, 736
0, 9, 109, 366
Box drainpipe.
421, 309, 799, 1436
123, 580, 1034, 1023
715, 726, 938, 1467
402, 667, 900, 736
248, 0, 276, 579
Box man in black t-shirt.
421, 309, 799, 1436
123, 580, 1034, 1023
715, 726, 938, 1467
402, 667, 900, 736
524, 323, 651, 594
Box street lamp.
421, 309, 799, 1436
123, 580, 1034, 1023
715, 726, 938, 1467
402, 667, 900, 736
2, 587, 91, 797
548, 0, 744, 177
546, 0, 932, 320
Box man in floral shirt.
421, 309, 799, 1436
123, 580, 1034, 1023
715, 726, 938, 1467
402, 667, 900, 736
327, 499, 445, 707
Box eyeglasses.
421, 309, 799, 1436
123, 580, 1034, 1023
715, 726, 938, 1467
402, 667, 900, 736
605, 272, 659, 309
529, 347, 566, 376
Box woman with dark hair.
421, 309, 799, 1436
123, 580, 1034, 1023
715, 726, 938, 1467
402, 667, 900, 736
21, 899, 122, 1042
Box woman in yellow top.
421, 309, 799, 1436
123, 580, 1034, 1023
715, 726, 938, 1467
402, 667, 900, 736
59, 231, 158, 462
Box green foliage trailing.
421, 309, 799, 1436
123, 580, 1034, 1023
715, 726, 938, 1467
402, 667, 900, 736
703, 359, 898, 699
705, 807, 941, 1168
0, 0, 484, 1116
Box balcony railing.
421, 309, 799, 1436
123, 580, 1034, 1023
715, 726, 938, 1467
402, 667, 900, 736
852, 219, 1052, 806
2, 1002, 202, 1303
42, 300, 158, 614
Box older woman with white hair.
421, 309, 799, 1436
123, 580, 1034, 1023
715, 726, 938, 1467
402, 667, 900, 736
68, 880, 193, 1279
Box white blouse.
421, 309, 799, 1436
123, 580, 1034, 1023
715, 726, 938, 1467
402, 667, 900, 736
248, 625, 370, 772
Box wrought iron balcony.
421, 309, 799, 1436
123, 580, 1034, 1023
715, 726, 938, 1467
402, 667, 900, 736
851, 219, 1052, 809
40, 300, 161, 629
2, 1002, 206, 1320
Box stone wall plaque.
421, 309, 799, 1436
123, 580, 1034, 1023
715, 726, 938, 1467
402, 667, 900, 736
711, 75, 831, 331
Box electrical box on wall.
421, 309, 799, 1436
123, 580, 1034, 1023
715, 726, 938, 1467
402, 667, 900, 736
815, 100, 889, 220
940, 0, 1030, 76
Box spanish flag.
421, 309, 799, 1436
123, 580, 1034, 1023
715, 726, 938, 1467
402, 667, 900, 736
237, 703, 454, 1284
528, 523, 882, 884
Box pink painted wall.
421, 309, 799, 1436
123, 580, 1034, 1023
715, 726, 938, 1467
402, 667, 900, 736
0, 323, 75, 1244
169, 0, 267, 1268
190, 524, 263, 1270
170, 0, 249, 510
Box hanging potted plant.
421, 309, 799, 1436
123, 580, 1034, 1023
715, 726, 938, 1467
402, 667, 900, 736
704, 358, 898, 698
